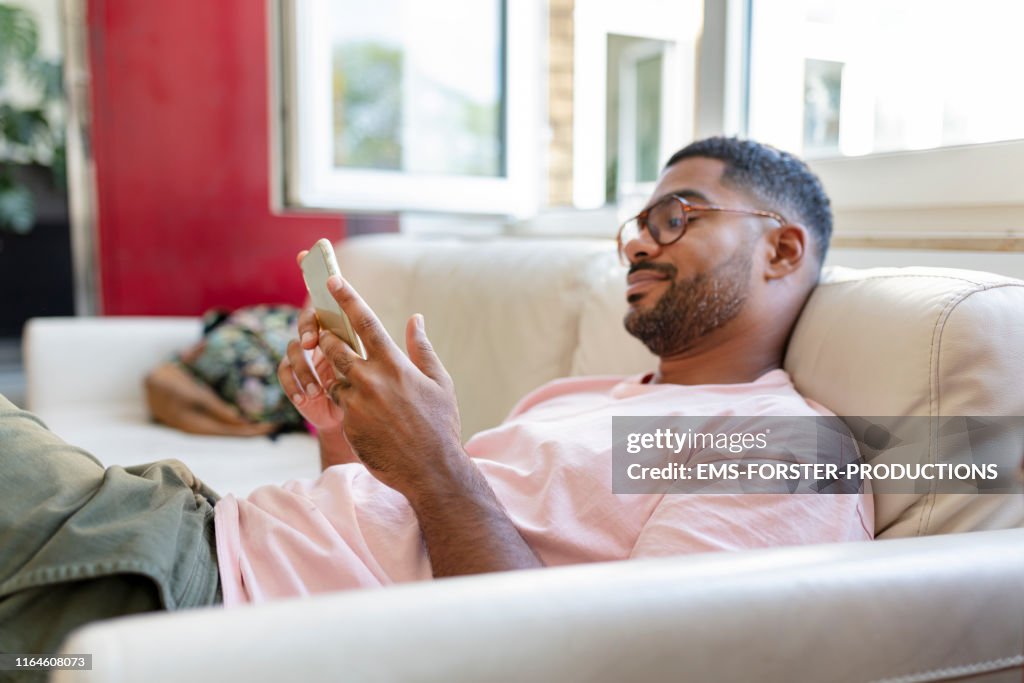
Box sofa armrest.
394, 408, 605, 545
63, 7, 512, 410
54, 529, 1024, 683
23, 317, 202, 413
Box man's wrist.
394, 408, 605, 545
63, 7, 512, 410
315, 422, 345, 439
401, 446, 486, 510
317, 424, 357, 469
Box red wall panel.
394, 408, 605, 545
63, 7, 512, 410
88, 0, 346, 314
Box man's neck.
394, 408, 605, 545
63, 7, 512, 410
650, 325, 785, 386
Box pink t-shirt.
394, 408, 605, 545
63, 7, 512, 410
214, 369, 874, 605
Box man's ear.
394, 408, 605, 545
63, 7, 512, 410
763, 224, 808, 281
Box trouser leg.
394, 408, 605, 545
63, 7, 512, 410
0, 397, 222, 664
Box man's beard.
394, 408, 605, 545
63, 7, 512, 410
623, 246, 754, 357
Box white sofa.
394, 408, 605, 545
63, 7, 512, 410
21, 235, 1024, 682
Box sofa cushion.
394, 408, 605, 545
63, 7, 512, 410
786, 267, 1024, 537
35, 402, 320, 497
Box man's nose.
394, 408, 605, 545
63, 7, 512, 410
623, 226, 662, 264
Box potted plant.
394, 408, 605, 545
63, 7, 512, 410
0, 2, 66, 234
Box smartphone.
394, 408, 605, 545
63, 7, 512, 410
300, 238, 366, 359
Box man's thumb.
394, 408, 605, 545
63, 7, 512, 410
406, 314, 449, 386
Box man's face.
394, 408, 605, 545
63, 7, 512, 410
622, 157, 764, 357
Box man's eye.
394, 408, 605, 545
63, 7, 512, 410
668, 217, 684, 228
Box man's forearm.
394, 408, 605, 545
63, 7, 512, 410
406, 453, 543, 577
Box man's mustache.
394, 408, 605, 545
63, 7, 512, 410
628, 262, 677, 279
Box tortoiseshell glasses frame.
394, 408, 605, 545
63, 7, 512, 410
617, 195, 787, 265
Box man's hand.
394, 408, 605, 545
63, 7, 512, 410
314, 272, 543, 576
315, 275, 463, 499
277, 309, 346, 432
279, 249, 359, 469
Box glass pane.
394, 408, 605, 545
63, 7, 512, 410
803, 59, 842, 155
635, 53, 662, 183
329, 0, 504, 176
749, 0, 1024, 157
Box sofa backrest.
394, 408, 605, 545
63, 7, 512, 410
337, 236, 655, 439
337, 235, 1024, 538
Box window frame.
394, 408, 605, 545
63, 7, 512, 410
809, 107, 1024, 246
279, 0, 543, 217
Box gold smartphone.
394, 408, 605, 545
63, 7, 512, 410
299, 239, 366, 359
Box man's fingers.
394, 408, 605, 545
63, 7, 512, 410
405, 314, 453, 390
295, 250, 309, 267
318, 329, 363, 379
297, 306, 320, 349
326, 275, 393, 356
277, 355, 302, 403
311, 347, 336, 390
284, 340, 322, 400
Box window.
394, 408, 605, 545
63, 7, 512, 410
745, 0, 1024, 240
749, 0, 1024, 159
573, 0, 701, 212
612, 37, 674, 201
281, 0, 542, 216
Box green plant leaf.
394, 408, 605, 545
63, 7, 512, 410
0, 5, 39, 65
0, 104, 48, 148
0, 5, 63, 176
0, 183, 35, 234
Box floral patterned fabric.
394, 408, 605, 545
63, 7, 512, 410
179, 304, 304, 430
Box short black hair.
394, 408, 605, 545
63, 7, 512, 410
665, 137, 833, 266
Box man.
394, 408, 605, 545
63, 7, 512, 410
0, 137, 872, 657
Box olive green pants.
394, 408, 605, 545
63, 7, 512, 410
0, 395, 221, 677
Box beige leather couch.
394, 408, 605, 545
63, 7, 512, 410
21, 235, 1024, 682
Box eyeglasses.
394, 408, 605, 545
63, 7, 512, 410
616, 194, 787, 265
